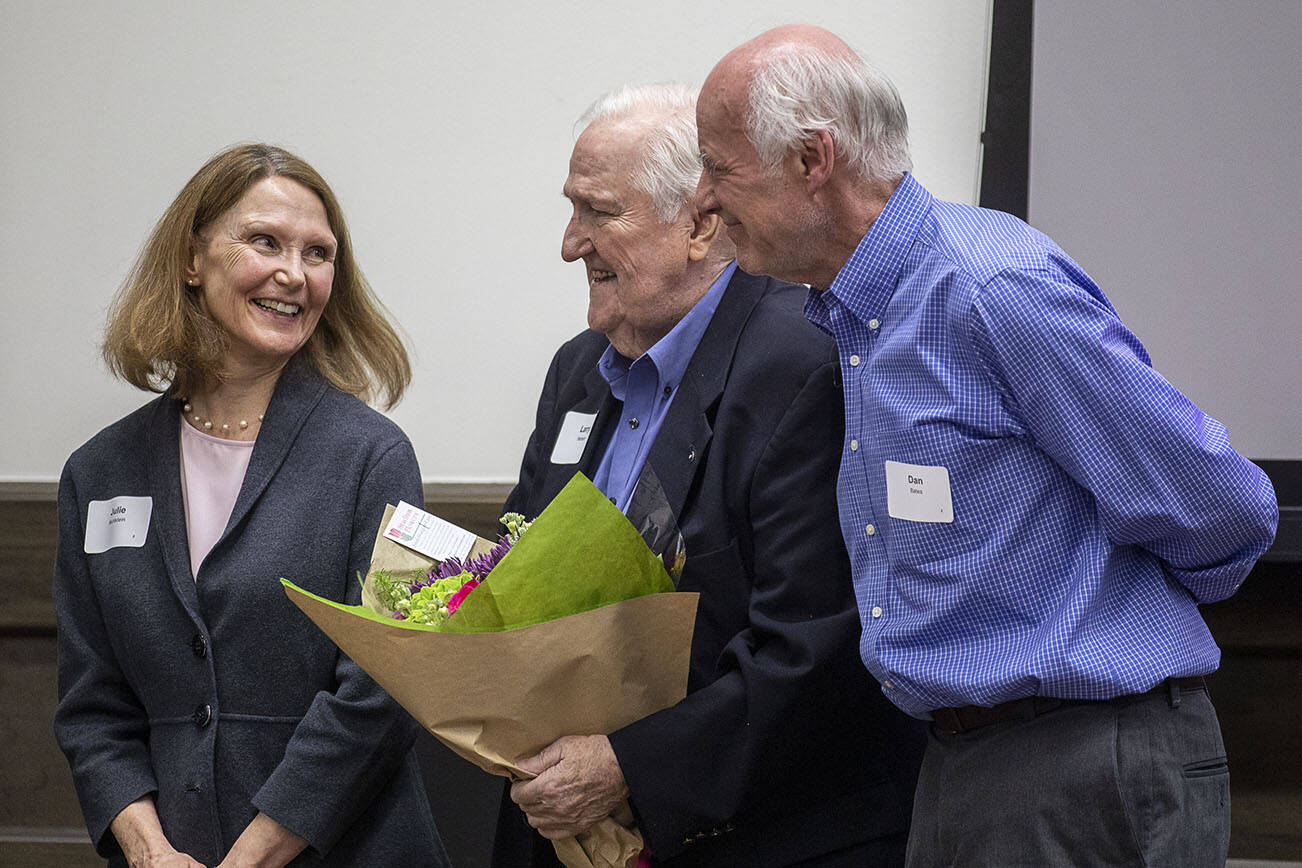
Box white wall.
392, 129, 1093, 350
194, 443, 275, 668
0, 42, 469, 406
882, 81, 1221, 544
1, 0, 993, 482
1029, 0, 1301, 460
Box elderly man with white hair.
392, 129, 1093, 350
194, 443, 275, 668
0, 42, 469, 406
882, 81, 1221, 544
696, 24, 1279, 868
491, 83, 923, 868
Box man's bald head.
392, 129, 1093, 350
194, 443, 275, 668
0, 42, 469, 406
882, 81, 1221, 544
700, 24, 911, 186
695, 25, 911, 287
711, 23, 860, 79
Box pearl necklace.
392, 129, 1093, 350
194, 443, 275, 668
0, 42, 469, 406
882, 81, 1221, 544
182, 400, 264, 438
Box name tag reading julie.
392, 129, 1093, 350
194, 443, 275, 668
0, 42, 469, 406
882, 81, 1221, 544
85, 496, 153, 553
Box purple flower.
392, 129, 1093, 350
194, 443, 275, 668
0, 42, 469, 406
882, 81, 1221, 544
411, 556, 469, 593
463, 536, 513, 580
405, 534, 515, 604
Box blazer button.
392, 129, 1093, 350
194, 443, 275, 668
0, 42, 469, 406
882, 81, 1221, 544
193, 704, 212, 728
191, 633, 207, 658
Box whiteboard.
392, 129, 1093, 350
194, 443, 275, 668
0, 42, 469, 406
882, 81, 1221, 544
1028, 0, 1301, 460
0, 0, 993, 482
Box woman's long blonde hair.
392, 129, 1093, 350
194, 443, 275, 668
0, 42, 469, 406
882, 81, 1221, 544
103, 143, 411, 409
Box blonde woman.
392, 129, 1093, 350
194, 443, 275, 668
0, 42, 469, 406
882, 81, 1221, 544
54, 144, 448, 868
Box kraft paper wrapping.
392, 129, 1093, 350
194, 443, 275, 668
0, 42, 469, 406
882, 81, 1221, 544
283, 474, 698, 868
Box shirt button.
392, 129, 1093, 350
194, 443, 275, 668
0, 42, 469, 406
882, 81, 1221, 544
883, 680, 894, 689
628, 417, 639, 429
849, 439, 858, 451
872, 606, 883, 618
865, 523, 876, 536
849, 354, 861, 367
193, 704, 212, 728
191, 633, 207, 658
868, 318, 880, 330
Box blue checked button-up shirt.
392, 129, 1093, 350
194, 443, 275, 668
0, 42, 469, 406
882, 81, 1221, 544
805, 174, 1278, 718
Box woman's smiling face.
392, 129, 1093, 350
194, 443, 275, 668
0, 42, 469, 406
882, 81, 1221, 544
187, 175, 337, 376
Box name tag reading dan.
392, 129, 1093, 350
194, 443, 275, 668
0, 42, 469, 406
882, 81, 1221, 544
550, 411, 598, 465
383, 501, 477, 562
85, 496, 153, 553
884, 461, 954, 523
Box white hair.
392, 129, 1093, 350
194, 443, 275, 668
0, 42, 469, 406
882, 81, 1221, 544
577, 83, 702, 222
746, 44, 912, 185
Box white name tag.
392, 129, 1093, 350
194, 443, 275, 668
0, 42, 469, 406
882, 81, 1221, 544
549, 411, 599, 465
383, 500, 477, 562
884, 461, 954, 523
85, 496, 153, 553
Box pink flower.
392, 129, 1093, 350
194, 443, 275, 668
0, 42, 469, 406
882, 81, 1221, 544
446, 576, 481, 614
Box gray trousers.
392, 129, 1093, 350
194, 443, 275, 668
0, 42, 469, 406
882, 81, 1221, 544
905, 687, 1230, 867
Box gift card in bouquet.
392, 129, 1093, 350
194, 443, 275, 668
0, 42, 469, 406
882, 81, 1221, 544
361, 502, 498, 615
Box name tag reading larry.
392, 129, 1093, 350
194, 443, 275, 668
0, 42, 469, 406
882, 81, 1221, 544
85, 496, 153, 553
550, 411, 598, 465
884, 461, 954, 523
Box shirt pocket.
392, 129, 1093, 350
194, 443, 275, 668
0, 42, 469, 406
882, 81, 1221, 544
872, 423, 992, 572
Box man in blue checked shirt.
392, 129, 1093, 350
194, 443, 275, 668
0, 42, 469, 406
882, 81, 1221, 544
697, 24, 1279, 868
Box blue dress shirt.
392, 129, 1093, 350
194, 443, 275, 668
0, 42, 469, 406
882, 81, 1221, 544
805, 174, 1278, 718
593, 261, 736, 512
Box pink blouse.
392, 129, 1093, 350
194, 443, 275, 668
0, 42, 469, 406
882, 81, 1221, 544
179, 421, 255, 578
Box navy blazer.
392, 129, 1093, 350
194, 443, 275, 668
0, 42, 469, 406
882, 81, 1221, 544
53, 358, 448, 867
494, 269, 923, 867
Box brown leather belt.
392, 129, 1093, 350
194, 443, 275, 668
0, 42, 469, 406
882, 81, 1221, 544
930, 676, 1208, 735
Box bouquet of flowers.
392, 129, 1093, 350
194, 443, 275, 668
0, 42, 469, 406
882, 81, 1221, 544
369, 511, 528, 626
282, 474, 698, 868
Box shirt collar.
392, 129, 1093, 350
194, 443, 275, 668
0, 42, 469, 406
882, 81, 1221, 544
598, 260, 737, 399
808, 173, 932, 325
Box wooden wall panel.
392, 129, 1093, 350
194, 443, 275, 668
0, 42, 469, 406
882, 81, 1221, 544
0, 635, 86, 828
0, 841, 101, 868
3, 485, 1298, 864
0, 500, 58, 632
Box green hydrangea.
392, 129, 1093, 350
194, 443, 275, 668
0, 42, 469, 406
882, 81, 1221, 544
398, 573, 475, 625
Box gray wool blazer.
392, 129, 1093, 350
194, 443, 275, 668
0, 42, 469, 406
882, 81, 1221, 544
53, 357, 449, 867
